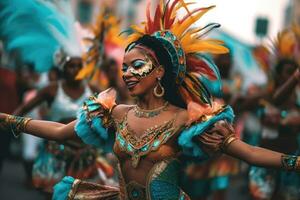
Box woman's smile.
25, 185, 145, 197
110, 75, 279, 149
124, 79, 140, 90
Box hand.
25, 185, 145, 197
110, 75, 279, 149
197, 132, 223, 155
0, 113, 8, 130
207, 120, 235, 138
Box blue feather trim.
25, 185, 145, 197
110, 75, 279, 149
75, 107, 114, 152
52, 176, 75, 200
178, 106, 234, 158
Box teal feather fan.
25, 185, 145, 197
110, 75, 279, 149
0, 0, 84, 72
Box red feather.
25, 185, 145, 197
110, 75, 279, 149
152, 4, 162, 33
163, 0, 179, 29
186, 56, 217, 79
146, 0, 154, 33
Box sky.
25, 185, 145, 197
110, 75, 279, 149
191, 0, 290, 45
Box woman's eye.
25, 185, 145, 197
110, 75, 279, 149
132, 61, 146, 69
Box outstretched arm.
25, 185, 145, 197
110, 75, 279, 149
25, 119, 77, 141
0, 113, 76, 142
200, 121, 299, 171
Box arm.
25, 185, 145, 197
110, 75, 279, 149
14, 84, 56, 116
0, 113, 76, 142
226, 139, 283, 168
26, 119, 77, 141
200, 121, 299, 171
273, 69, 300, 105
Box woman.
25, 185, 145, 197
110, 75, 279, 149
1, 1, 300, 200
13, 56, 104, 192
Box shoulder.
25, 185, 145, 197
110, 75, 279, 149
111, 104, 134, 121
168, 105, 188, 126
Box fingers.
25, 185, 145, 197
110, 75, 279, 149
198, 133, 223, 151
199, 133, 223, 142
207, 120, 235, 137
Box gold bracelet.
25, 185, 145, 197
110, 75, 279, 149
281, 154, 300, 171
221, 134, 237, 152
4, 115, 32, 138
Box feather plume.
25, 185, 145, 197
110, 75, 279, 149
0, 0, 85, 72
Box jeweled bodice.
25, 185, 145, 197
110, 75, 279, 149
114, 108, 182, 168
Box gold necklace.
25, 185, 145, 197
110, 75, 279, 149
133, 101, 169, 118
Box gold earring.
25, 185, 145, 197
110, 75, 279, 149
153, 77, 165, 97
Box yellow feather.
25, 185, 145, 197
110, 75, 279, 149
130, 25, 145, 34
184, 40, 229, 54
124, 33, 142, 46
76, 62, 96, 80
276, 30, 296, 58
172, 6, 215, 37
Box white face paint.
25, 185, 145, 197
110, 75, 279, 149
122, 54, 156, 79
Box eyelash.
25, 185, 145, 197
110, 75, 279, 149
122, 61, 146, 71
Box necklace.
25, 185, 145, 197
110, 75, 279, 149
133, 101, 169, 118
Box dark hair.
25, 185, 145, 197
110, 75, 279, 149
275, 58, 298, 74
125, 35, 186, 108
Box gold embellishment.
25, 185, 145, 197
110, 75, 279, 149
221, 135, 237, 152
83, 95, 115, 129
67, 179, 81, 200
2, 115, 32, 138
116, 112, 178, 168
198, 106, 226, 123
281, 154, 300, 171
133, 102, 169, 118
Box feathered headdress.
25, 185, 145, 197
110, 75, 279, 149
123, 0, 228, 120
0, 0, 86, 72
76, 8, 125, 81
271, 29, 297, 60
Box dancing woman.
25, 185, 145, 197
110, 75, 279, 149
0, 1, 300, 199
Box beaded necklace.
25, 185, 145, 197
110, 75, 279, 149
133, 102, 169, 118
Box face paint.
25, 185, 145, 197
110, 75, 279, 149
122, 54, 156, 79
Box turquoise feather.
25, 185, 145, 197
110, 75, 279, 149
75, 101, 114, 153
52, 176, 75, 200
178, 106, 234, 158
0, 0, 69, 72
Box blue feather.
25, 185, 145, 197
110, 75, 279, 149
194, 54, 223, 97
52, 176, 75, 200
0, 0, 69, 72
178, 106, 234, 158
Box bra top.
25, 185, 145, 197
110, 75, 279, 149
47, 82, 92, 122
114, 107, 182, 168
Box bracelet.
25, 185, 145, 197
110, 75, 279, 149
4, 115, 32, 138
221, 134, 237, 152
281, 154, 300, 171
